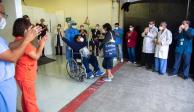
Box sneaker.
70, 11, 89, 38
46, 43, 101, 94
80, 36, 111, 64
168, 74, 177, 77
95, 70, 105, 77
121, 58, 124, 63
103, 77, 112, 82
128, 61, 132, 64
109, 75, 114, 79
86, 72, 94, 79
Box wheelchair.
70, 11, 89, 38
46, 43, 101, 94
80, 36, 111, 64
66, 48, 87, 82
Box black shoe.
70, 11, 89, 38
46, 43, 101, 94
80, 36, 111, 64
183, 76, 189, 80
137, 64, 143, 67
146, 66, 152, 70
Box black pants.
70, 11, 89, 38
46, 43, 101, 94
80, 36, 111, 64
90, 40, 99, 56
140, 53, 154, 68
55, 46, 63, 55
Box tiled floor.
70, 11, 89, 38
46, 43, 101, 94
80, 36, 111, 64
17, 55, 102, 112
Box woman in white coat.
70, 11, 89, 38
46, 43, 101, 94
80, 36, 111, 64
154, 22, 172, 75
55, 24, 64, 55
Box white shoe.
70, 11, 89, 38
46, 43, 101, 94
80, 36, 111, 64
128, 61, 132, 64
103, 77, 112, 82
121, 58, 124, 63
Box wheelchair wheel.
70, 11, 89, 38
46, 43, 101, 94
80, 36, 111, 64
66, 59, 79, 78
79, 75, 85, 82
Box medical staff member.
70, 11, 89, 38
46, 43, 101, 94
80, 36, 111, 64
126, 25, 138, 64
138, 21, 158, 69
170, 20, 194, 80
0, 1, 40, 111
154, 22, 172, 75
9, 18, 47, 112
55, 24, 64, 55
65, 21, 79, 61
114, 23, 124, 62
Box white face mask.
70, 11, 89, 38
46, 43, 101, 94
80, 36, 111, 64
72, 25, 77, 29
149, 24, 154, 28
129, 28, 133, 31
80, 37, 84, 42
0, 17, 7, 29
115, 27, 119, 30
159, 26, 164, 31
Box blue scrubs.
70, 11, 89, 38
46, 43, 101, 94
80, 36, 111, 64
155, 58, 167, 75
0, 37, 17, 112
65, 28, 79, 61
172, 28, 194, 78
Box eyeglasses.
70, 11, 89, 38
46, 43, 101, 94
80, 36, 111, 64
0, 12, 8, 19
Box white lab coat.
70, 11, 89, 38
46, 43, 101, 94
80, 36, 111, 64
142, 26, 158, 53
54, 32, 64, 46
155, 29, 172, 59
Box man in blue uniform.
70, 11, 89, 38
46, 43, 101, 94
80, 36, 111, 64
113, 23, 124, 62
65, 21, 79, 61
170, 20, 194, 80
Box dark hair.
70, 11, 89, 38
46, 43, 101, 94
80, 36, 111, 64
74, 35, 80, 42
115, 23, 119, 26
12, 18, 31, 37
0, 0, 2, 3
57, 24, 61, 27
103, 23, 112, 31
149, 21, 155, 24
182, 20, 190, 26
23, 15, 29, 19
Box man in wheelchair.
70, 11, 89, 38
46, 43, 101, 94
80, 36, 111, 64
63, 35, 104, 79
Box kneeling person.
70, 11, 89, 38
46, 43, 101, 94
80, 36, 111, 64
63, 35, 104, 79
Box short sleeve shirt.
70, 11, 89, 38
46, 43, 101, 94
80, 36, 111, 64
15, 41, 37, 81
0, 37, 15, 83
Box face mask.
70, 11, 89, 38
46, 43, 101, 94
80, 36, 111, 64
115, 27, 119, 30
129, 28, 133, 31
159, 26, 164, 31
72, 25, 77, 29
149, 24, 153, 28
80, 37, 84, 42
0, 17, 7, 29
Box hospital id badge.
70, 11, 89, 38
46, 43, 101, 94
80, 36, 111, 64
180, 42, 183, 46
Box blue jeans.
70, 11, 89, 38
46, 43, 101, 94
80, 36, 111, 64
172, 53, 191, 78
155, 58, 167, 75
116, 44, 123, 59
128, 48, 136, 63
82, 55, 100, 74
0, 78, 17, 112
66, 47, 72, 62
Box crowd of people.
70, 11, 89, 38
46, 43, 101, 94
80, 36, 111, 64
0, 0, 194, 112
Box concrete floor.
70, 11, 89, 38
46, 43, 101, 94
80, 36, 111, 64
77, 63, 194, 112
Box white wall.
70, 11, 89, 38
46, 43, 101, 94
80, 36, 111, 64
22, 6, 66, 55
0, 0, 22, 42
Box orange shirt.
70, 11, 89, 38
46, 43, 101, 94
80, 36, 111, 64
15, 37, 37, 81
